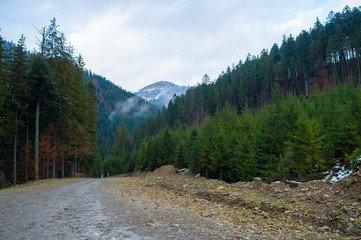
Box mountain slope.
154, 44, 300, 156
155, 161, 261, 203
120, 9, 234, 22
83, 71, 157, 153
135, 81, 188, 107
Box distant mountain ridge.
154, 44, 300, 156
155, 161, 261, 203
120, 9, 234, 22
135, 81, 188, 107
83, 70, 157, 151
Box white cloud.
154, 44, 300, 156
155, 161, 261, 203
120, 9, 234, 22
268, 8, 324, 39
1, 0, 360, 92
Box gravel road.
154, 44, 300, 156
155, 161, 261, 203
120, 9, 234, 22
0, 178, 218, 240
0, 179, 149, 239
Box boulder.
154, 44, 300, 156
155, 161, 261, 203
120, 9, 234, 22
253, 177, 265, 190
270, 181, 286, 193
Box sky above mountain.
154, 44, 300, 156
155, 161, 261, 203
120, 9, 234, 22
0, 0, 359, 92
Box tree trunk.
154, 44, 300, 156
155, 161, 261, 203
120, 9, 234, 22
25, 121, 29, 182
74, 154, 77, 175
53, 125, 57, 179
61, 132, 65, 178
358, 56, 361, 86
61, 151, 64, 178
46, 127, 50, 179
205, 167, 209, 178
356, 49, 361, 86
333, 55, 338, 88
35, 100, 40, 181
304, 72, 309, 97
13, 110, 18, 186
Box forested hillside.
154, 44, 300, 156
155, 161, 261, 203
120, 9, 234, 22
0, 18, 97, 186
84, 71, 157, 161
108, 6, 361, 182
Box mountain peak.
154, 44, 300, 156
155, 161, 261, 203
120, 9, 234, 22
135, 81, 188, 108
138, 81, 177, 91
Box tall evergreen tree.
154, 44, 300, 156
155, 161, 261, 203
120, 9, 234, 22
8, 35, 29, 185
285, 112, 324, 178
28, 54, 53, 180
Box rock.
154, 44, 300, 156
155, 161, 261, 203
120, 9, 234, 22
344, 178, 355, 188
216, 186, 225, 190
204, 210, 216, 217
344, 224, 354, 234
253, 177, 264, 190
270, 181, 286, 193
319, 226, 330, 232
260, 211, 269, 219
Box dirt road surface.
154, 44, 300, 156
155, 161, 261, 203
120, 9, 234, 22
0, 178, 218, 240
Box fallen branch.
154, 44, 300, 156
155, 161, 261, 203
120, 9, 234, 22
285, 180, 303, 187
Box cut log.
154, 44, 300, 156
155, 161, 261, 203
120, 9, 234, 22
285, 180, 303, 187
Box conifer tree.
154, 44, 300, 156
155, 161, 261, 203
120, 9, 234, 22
8, 35, 29, 185
175, 141, 186, 169
114, 124, 130, 157
233, 106, 258, 181
187, 127, 201, 174
285, 112, 323, 177
28, 54, 53, 180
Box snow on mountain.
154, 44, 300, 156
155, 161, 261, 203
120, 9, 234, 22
135, 81, 188, 108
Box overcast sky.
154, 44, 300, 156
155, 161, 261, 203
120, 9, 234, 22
0, 0, 360, 92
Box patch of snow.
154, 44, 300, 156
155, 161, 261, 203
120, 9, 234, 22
323, 165, 353, 183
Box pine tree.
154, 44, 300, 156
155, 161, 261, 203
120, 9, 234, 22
187, 127, 201, 173
28, 54, 53, 180
8, 35, 29, 185
0, 33, 11, 165
254, 84, 288, 178
234, 106, 258, 182
285, 112, 324, 178
160, 128, 174, 166
114, 124, 130, 157
175, 141, 186, 169
199, 138, 212, 178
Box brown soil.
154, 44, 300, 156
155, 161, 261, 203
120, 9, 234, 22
108, 165, 361, 239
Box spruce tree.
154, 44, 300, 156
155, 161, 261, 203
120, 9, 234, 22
28, 54, 53, 180
8, 35, 29, 185
285, 112, 323, 178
